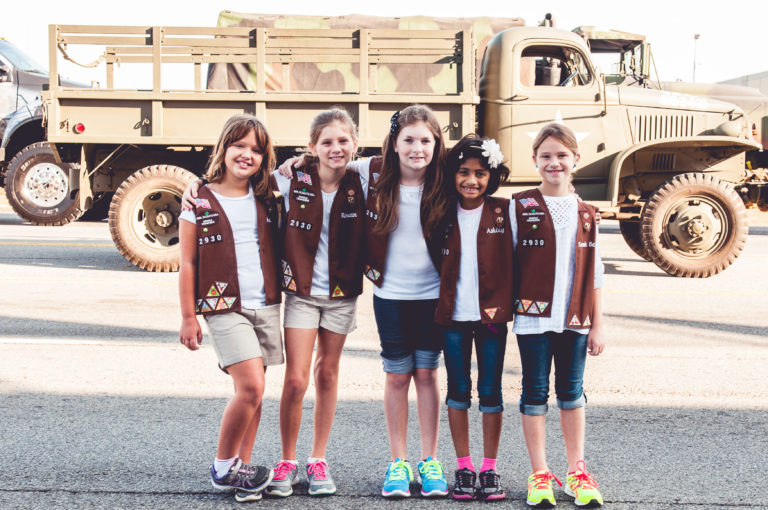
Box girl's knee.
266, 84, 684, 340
236, 380, 265, 406
314, 369, 338, 392
386, 372, 412, 391
413, 367, 438, 385
284, 374, 310, 397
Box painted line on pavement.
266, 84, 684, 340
0, 241, 113, 247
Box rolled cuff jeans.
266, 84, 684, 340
517, 330, 587, 415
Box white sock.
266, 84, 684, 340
213, 457, 238, 477
307, 457, 325, 465
281, 459, 298, 465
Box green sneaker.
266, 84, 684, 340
382, 458, 413, 497
526, 470, 561, 508
565, 461, 603, 507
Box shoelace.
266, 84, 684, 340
456, 469, 475, 487
420, 460, 443, 480
531, 471, 562, 489
480, 470, 499, 487
273, 461, 296, 481
307, 461, 328, 480
388, 461, 409, 481
570, 461, 598, 490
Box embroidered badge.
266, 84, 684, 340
288, 219, 313, 231
364, 265, 381, 282
583, 315, 592, 327
283, 275, 292, 286
288, 279, 297, 292
496, 216, 504, 225
494, 207, 502, 214
215, 298, 229, 310
584, 222, 591, 231
372, 172, 380, 182
521, 299, 533, 312
207, 285, 220, 297
520, 197, 540, 208
583, 212, 590, 219
297, 171, 312, 185
282, 260, 293, 277
536, 301, 549, 313
200, 299, 213, 313
516, 300, 526, 313
347, 196, 355, 204
205, 298, 218, 311
198, 234, 223, 245
484, 307, 498, 320
195, 299, 203, 313
194, 198, 211, 209
215, 282, 228, 294
569, 315, 582, 327
332, 285, 345, 298
224, 297, 237, 308
348, 189, 355, 195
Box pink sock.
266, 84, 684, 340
480, 457, 497, 472
457, 456, 475, 472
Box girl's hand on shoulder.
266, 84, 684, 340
277, 156, 304, 178
181, 180, 202, 210
587, 324, 605, 356
180, 316, 202, 351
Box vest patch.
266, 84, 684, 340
296, 171, 312, 185
194, 198, 211, 209
207, 285, 220, 298
215, 281, 228, 294
364, 265, 381, 282
199, 234, 223, 245
520, 197, 540, 208
484, 307, 498, 320
332, 285, 345, 298
288, 279, 297, 292
536, 301, 549, 314
522, 238, 545, 247
521, 299, 533, 312
341, 212, 358, 219
288, 218, 313, 231
282, 260, 293, 277
486, 227, 505, 234
569, 315, 582, 327
583, 315, 592, 327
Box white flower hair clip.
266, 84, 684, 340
481, 139, 504, 169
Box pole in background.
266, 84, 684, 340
693, 33, 700, 83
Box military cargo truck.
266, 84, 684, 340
35, 14, 760, 276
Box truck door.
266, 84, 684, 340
509, 41, 607, 198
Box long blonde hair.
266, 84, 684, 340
374, 104, 447, 237
205, 114, 276, 198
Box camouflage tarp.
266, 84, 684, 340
207, 11, 524, 94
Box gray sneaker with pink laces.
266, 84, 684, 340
307, 460, 336, 496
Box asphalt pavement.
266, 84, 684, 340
1, 195, 767, 509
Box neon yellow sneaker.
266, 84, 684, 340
565, 461, 603, 507
526, 470, 561, 508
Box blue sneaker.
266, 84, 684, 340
382, 458, 413, 498
418, 457, 448, 497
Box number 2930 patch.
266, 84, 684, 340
199, 234, 223, 245
522, 239, 545, 247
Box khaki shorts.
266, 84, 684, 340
283, 294, 358, 334
204, 305, 284, 369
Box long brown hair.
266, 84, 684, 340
205, 114, 276, 198
374, 104, 447, 237
304, 107, 359, 166
532, 122, 579, 156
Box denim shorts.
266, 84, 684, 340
372, 296, 442, 374
442, 321, 507, 413
516, 330, 587, 415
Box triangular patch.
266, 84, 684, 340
569, 315, 581, 327
205, 298, 218, 311
283, 275, 292, 287
332, 285, 345, 298
583, 316, 591, 327
521, 299, 533, 312
215, 298, 228, 310
207, 285, 220, 297
195, 299, 203, 313
516, 300, 525, 313
484, 307, 498, 320
215, 281, 228, 294
288, 279, 297, 292
224, 297, 237, 308
536, 301, 549, 314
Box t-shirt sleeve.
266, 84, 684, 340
179, 209, 196, 224
272, 170, 292, 212
348, 158, 371, 200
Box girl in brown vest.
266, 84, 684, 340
435, 135, 513, 501
178, 114, 282, 502
267, 108, 364, 498
512, 123, 605, 508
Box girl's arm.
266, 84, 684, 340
587, 288, 604, 356
178, 219, 202, 350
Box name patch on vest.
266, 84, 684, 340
521, 238, 545, 247
341, 212, 358, 219
577, 241, 597, 248
288, 219, 313, 231
486, 227, 505, 234
196, 211, 220, 225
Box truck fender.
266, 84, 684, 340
606, 136, 761, 204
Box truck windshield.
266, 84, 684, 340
0, 40, 47, 74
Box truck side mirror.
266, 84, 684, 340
641, 43, 652, 80
0, 63, 10, 83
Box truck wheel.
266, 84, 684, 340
619, 220, 651, 261
109, 165, 197, 272
4, 142, 83, 225
640, 173, 748, 277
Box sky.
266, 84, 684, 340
3, 0, 767, 88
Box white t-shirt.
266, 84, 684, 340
351, 158, 440, 300
452, 202, 483, 321
179, 187, 270, 310
510, 194, 604, 335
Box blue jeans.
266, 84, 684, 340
442, 321, 508, 413
516, 331, 587, 415
373, 296, 442, 373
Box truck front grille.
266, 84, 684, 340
633, 114, 695, 143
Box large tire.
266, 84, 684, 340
640, 173, 748, 278
4, 142, 83, 225
108, 165, 197, 272
619, 218, 651, 261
